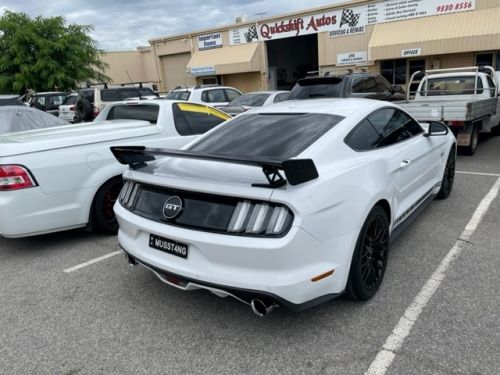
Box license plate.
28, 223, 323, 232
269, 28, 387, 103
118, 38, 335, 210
149, 233, 188, 259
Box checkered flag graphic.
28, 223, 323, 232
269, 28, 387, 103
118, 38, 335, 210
244, 26, 258, 43
340, 8, 360, 28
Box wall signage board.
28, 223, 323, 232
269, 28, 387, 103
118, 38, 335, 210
366, 0, 475, 24
337, 51, 368, 66
229, 26, 259, 45
230, 0, 475, 44
190, 66, 216, 76
198, 33, 223, 50
401, 48, 422, 57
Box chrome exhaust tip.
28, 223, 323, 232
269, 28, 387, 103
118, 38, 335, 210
250, 298, 276, 317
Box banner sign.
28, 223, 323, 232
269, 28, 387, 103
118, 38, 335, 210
198, 33, 223, 50
401, 48, 422, 57
190, 66, 216, 76
337, 51, 368, 66
229, 0, 475, 44
229, 26, 259, 45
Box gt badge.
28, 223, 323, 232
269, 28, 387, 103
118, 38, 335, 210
163, 196, 183, 219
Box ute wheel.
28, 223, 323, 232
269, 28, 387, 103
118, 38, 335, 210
436, 147, 456, 200
76, 99, 93, 122
463, 125, 478, 155
345, 206, 389, 301
92, 177, 123, 233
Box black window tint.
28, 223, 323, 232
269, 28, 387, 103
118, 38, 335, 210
79, 90, 94, 103
486, 76, 495, 97
139, 88, 155, 96
165, 91, 191, 100
119, 88, 141, 100
345, 119, 381, 151
106, 104, 159, 123
231, 93, 269, 106
173, 103, 227, 135
288, 77, 344, 99
225, 89, 241, 102
62, 95, 77, 105
101, 90, 121, 101
188, 113, 344, 159
368, 108, 413, 146
351, 78, 367, 93
203, 89, 226, 103
274, 92, 290, 102
375, 77, 392, 92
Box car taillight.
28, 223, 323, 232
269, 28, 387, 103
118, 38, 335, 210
93, 106, 100, 117
0, 165, 37, 191
69, 105, 74, 111
227, 200, 293, 236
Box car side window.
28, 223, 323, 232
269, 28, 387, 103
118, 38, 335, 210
344, 119, 381, 151
173, 103, 230, 135
351, 78, 368, 93
486, 76, 495, 97
224, 89, 241, 102
367, 108, 414, 146
374, 77, 392, 93
274, 93, 290, 102
202, 89, 226, 103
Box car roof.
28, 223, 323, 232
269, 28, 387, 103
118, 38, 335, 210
248, 98, 394, 118
33, 91, 67, 95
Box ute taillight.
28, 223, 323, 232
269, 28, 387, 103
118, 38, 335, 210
0, 165, 37, 191
93, 106, 100, 118
69, 105, 75, 111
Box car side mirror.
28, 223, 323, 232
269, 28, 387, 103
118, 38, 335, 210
424, 121, 449, 137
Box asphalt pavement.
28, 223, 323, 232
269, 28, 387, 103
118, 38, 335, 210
1, 135, 499, 375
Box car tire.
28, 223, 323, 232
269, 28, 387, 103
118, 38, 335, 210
76, 99, 93, 122
463, 124, 478, 155
92, 177, 123, 233
345, 205, 389, 301
436, 146, 456, 200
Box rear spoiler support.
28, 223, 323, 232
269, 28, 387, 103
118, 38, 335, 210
110, 146, 318, 188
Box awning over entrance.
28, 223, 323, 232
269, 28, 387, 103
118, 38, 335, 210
368, 8, 500, 61
187, 43, 260, 76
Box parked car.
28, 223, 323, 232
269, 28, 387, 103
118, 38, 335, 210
112, 98, 456, 315
74, 86, 158, 122
288, 73, 406, 102
0, 95, 25, 106
29, 92, 68, 116
397, 66, 500, 155
164, 85, 242, 107
0, 105, 69, 134
220, 91, 290, 116
58, 93, 78, 122
0, 100, 230, 238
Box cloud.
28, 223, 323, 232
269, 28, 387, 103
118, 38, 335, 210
0, 0, 345, 50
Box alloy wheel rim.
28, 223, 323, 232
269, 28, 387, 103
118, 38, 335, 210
103, 185, 121, 222
360, 216, 389, 290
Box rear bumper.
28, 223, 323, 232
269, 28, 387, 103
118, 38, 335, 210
115, 202, 355, 309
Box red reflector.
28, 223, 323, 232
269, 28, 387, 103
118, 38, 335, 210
93, 106, 100, 117
448, 121, 465, 127
0, 165, 36, 191
166, 276, 180, 285
69, 105, 74, 111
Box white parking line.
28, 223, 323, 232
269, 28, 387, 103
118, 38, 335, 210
365, 176, 500, 375
63, 250, 122, 273
456, 170, 500, 177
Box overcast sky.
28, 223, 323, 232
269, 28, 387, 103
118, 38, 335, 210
0, 0, 347, 51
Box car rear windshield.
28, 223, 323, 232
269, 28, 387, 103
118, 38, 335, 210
188, 113, 344, 160
165, 91, 191, 101
62, 95, 77, 105
106, 104, 159, 123
229, 93, 270, 107
424, 76, 483, 96
288, 77, 344, 99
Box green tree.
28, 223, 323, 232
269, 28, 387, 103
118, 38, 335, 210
0, 11, 110, 94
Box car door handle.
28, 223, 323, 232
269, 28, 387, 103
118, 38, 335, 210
399, 159, 412, 168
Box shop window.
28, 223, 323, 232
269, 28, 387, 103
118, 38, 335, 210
496, 54, 500, 70
408, 59, 425, 95
380, 59, 407, 85
476, 53, 493, 67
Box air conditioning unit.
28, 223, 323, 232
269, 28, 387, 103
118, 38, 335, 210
235, 15, 247, 23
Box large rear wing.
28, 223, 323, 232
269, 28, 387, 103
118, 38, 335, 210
110, 146, 318, 188
406, 66, 499, 100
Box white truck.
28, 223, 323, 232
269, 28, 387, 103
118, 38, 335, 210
0, 100, 230, 238
397, 66, 500, 154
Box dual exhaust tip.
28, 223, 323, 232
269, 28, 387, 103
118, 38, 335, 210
125, 252, 278, 317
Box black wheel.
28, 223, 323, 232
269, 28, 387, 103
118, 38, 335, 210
463, 125, 478, 155
76, 99, 93, 122
345, 206, 389, 301
92, 177, 123, 233
436, 147, 455, 200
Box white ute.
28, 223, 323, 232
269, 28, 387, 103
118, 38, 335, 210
398, 66, 500, 155
0, 100, 229, 238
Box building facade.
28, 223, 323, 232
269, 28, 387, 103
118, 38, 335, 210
106, 0, 500, 93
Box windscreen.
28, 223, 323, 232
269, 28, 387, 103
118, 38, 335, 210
62, 95, 77, 105
106, 104, 159, 123
188, 113, 344, 160
425, 76, 483, 96
288, 77, 344, 99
